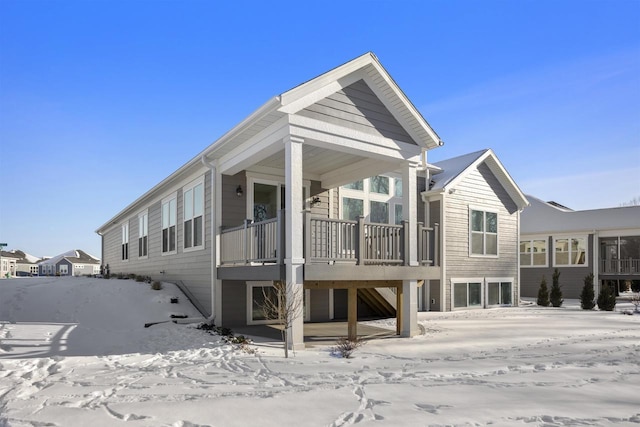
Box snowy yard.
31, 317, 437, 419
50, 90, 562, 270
1, 277, 639, 427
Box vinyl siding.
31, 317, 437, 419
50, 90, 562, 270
101, 171, 213, 315
520, 235, 594, 299
298, 79, 414, 144
443, 163, 520, 311
309, 289, 330, 322
221, 280, 247, 327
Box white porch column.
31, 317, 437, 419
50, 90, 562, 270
284, 135, 305, 351
401, 279, 419, 337
402, 162, 419, 336
400, 163, 419, 337
402, 162, 418, 266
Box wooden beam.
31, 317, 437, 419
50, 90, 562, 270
396, 284, 403, 336
304, 280, 403, 290
348, 287, 357, 340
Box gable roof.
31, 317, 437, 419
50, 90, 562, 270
39, 250, 100, 266
278, 52, 443, 149
97, 53, 443, 234
424, 149, 529, 210
521, 195, 640, 234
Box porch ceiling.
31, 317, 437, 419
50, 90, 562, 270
249, 143, 402, 188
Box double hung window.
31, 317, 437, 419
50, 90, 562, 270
470, 209, 498, 256
121, 223, 129, 260
138, 211, 148, 258
184, 179, 204, 250
162, 194, 177, 254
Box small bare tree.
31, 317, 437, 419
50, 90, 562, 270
260, 281, 303, 358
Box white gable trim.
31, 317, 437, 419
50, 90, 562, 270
442, 149, 528, 210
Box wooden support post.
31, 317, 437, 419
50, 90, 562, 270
396, 284, 403, 336
348, 287, 357, 340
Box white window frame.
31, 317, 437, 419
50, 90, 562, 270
59, 264, 69, 275
161, 192, 178, 255
485, 277, 514, 307
520, 237, 548, 268
183, 177, 205, 252
246, 281, 310, 325
339, 175, 403, 225
121, 222, 129, 261
553, 235, 588, 267
451, 278, 485, 310
246, 173, 311, 222
469, 207, 499, 258
138, 210, 149, 259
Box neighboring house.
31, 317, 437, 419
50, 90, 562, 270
11, 250, 41, 276
0, 251, 19, 278
520, 196, 640, 299
96, 53, 526, 350
420, 149, 529, 311
39, 250, 101, 277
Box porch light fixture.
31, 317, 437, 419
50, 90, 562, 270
236, 185, 243, 197
310, 196, 321, 207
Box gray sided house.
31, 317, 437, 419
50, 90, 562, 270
96, 53, 526, 350
520, 196, 640, 299
39, 250, 101, 276
421, 149, 529, 311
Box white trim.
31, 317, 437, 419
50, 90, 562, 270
161, 192, 178, 256
552, 234, 589, 267
245, 282, 310, 325
339, 174, 404, 224
469, 206, 499, 258
121, 222, 129, 262
182, 175, 206, 253
519, 237, 548, 268
450, 278, 485, 310
246, 174, 311, 221
484, 277, 515, 307
137, 209, 149, 260
246, 281, 278, 325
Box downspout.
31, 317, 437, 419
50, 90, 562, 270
201, 155, 217, 321
593, 229, 599, 297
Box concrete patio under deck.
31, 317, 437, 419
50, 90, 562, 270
234, 321, 397, 347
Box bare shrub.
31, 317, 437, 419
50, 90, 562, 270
332, 337, 366, 359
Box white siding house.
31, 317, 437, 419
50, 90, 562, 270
421, 149, 529, 311
96, 54, 529, 350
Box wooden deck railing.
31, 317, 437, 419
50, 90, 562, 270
600, 258, 640, 275
220, 213, 282, 265
220, 210, 440, 267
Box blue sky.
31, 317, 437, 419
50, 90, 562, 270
1, 0, 638, 258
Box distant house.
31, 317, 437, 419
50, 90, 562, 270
96, 53, 528, 350
10, 250, 41, 276
0, 251, 19, 278
520, 196, 640, 298
421, 149, 529, 311
38, 250, 101, 277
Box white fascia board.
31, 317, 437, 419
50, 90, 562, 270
202, 97, 282, 160
290, 115, 423, 161
218, 117, 290, 175
278, 71, 364, 115
279, 53, 374, 107
441, 149, 528, 210
421, 188, 446, 202
320, 158, 400, 189
360, 71, 439, 150
96, 164, 209, 234
364, 57, 442, 149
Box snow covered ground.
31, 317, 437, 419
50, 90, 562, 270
1, 277, 639, 427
